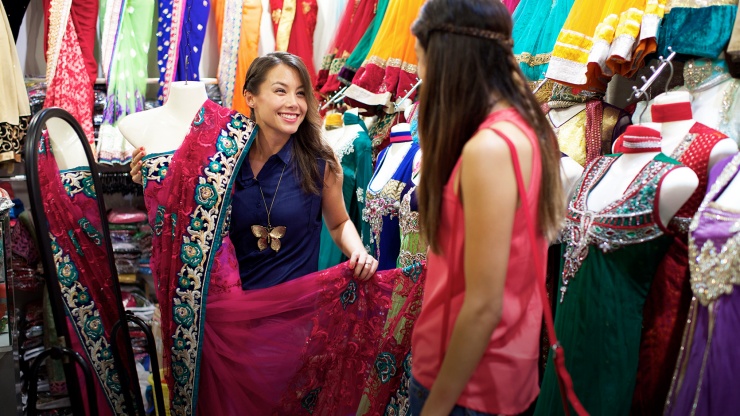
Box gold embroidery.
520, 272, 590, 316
302, 1, 311, 14
275, 0, 296, 51
690, 231, 740, 306
272, 8, 282, 25
666, 0, 735, 12
516, 52, 552, 67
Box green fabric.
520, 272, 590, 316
535, 238, 673, 416
658, 5, 738, 59
513, 0, 575, 81
342, 0, 391, 73
318, 113, 374, 269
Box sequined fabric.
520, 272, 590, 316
633, 122, 730, 415
664, 153, 740, 416
535, 153, 681, 416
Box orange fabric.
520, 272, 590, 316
232, 0, 263, 114
213, 0, 225, 53
411, 109, 546, 415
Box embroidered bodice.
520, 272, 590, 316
666, 122, 730, 234
561, 153, 679, 301
363, 142, 420, 270
397, 186, 426, 268
689, 154, 740, 306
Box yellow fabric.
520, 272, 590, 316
0, 0, 30, 124
275, 0, 296, 52
233, 0, 263, 115
361, 0, 403, 68
550, 109, 588, 167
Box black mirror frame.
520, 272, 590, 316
24, 107, 145, 415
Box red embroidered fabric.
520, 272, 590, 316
633, 123, 729, 415
43, 17, 95, 144
38, 134, 133, 416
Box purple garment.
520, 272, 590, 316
176, 0, 209, 82
665, 154, 740, 416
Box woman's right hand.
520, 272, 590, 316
129, 147, 146, 185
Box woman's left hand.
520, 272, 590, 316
349, 251, 378, 281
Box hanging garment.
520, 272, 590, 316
658, 0, 738, 59
316, 0, 378, 94
313, 0, 342, 73
0, 0, 30, 161
504, 0, 521, 13
97, 0, 155, 164
363, 141, 420, 271
534, 152, 682, 416
155, 0, 186, 103
632, 123, 730, 416
513, 0, 576, 82
38, 134, 135, 416
345, 0, 424, 109
355, 184, 427, 416
43, 0, 95, 144
318, 111, 373, 270
140, 99, 425, 414
338, 0, 390, 85
232, 0, 263, 114
2, 0, 30, 40
271, 0, 319, 80
664, 153, 740, 416
176, 0, 210, 82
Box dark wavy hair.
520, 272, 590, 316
412, 0, 564, 251
243, 52, 339, 195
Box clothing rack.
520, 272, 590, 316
93, 77, 218, 85
629, 46, 676, 102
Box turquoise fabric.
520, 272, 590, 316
658, 5, 738, 59
513, 0, 575, 81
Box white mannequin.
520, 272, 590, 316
46, 118, 89, 170
560, 156, 584, 202
587, 150, 698, 226
118, 82, 209, 153
368, 123, 413, 192
652, 91, 738, 169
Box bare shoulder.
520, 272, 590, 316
462, 121, 533, 169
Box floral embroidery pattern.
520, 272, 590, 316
340, 281, 358, 309
167, 110, 256, 416
49, 235, 126, 413
302, 387, 322, 414
141, 154, 173, 189
374, 352, 398, 384
60, 169, 96, 199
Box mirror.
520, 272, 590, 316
25, 108, 145, 415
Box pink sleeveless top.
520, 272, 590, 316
411, 108, 546, 414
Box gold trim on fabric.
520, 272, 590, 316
516, 52, 552, 67
401, 62, 418, 74
302, 1, 311, 14
275, 0, 296, 51
666, 0, 735, 12
272, 8, 281, 24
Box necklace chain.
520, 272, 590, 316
258, 163, 287, 227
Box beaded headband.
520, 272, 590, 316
428, 23, 513, 48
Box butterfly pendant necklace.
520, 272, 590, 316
251, 163, 287, 252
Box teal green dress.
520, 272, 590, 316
534, 153, 680, 416
318, 112, 373, 269
513, 0, 575, 81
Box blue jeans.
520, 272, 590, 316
408, 376, 497, 416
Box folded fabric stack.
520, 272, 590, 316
107, 208, 147, 284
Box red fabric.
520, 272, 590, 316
43, 18, 95, 144
38, 134, 133, 416
42, 0, 98, 86
317, 0, 378, 93
614, 125, 662, 153
651, 102, 693, 123
633, 123, 729, 415
411, 108, 546, 414
290, 0, 318, 81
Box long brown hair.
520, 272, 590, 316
412, 0, 564, 252
243, 52, 339, 195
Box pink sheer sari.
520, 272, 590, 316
142, 99, 427, 415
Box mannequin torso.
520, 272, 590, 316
118, 82, 209, 153
715, 166, 740, 208
560, 155, 584, 201
587, 153, 698, 226
46, 118, 89, 170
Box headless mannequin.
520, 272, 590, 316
587, 152, 698, 227
652, 91, 738, 169
47, 118, 89, 170
560, 156, 584, 201
323, 108, 361, 150
118, 82, 209, 153
368, 123, 413, 192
